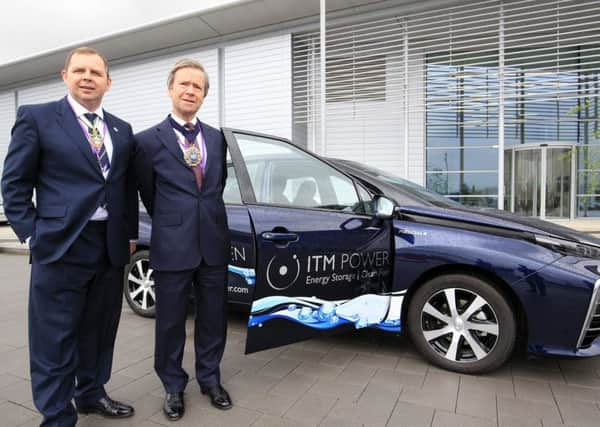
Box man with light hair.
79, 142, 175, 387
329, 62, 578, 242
135, 59, 232, 421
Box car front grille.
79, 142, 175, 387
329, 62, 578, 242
577, 279, 600, 349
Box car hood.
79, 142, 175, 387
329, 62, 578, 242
398, 205, 600, 247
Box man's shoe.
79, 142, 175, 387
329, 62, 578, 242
163, 392, 185, 421
201, 385, 232, 410
77, 396, 134, 418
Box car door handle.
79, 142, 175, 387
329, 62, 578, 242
262, 232, 299, 243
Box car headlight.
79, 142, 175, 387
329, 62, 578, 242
534, 234, 600, 259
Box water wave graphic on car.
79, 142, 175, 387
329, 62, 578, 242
248, 292, 406, 332
228, 265, 256, 285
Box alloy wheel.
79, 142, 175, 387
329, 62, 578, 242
127, 257, 155, 313
420, 287, 500, 362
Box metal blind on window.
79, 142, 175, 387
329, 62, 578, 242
224, 34, 292, 139
18, 80, 65, 106
414, 0, 502, 206
504, 0, 600, 141
292, 16, 408, 180
293, 0, 600, 209
104, 48, 219, 132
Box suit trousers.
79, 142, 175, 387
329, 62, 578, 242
29, 221, 124, 427
154, 263, 227, 393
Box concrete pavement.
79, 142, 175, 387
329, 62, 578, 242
0, 224, 27, 254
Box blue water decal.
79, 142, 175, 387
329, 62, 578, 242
374, 320, 402, 332
227, 265, 256, 285
248, 294, 402, 332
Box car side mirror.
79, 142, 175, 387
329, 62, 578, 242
374, 195, 396, 219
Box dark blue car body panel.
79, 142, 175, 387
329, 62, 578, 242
390, 215, 597, 355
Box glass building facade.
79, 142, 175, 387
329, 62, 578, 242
293, 0, 600, 219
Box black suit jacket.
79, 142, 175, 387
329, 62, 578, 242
1, 97, 138, 265
134, 117, 230, 271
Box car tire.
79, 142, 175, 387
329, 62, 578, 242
123, 250, 156, 318
407, 273, 516, 374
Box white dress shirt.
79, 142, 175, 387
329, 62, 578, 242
68, 94, 113, 221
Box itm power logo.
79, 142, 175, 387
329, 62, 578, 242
266, 254, 300, 290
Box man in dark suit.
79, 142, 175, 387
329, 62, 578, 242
1, 47, 138, 427
134, 59, 231, 421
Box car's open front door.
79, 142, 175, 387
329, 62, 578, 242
223, 129, 399, 354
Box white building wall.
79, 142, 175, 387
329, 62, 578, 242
0, 91, 15, 145
0, 91, 16, 207
310, 53, 407, 178
224, 34, 292, 139
18, 80, 65, 106
13, 48, 220, 133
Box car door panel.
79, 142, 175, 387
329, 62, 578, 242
245, 205, 394, 352
225, 205, 255, 305
222, 128, 396, 353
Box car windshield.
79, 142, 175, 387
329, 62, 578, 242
332, 159, 462, 208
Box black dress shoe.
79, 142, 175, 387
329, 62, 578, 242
201, 385, 232, 410
77, 396, 134, 418
164, 392, 185, 421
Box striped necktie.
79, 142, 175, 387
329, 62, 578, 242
83, 112, 110, 174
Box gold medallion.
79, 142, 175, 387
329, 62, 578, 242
89, 127, 104, 150
184, 145, 202, 167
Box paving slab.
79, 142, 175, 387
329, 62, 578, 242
432, 410, 496, 427
456, 386, 497, 421
386, 401, 435, 427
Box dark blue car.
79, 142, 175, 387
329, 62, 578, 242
125, 129, 600, 374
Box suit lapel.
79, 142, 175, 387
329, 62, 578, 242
104, 112, 124, 181
157, 118, 190, 169
199, 121, 214, 179
56, 97, 103, 177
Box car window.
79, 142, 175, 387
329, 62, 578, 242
356, 182, 375, 215
333, 159, 462, 208
223, 149, 242, 204
234, 133, 361, 212
223, 165, 242, 204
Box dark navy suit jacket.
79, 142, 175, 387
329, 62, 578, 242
1, 97, 138, 265
134, 117, 230, 271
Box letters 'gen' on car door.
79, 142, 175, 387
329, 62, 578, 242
223, 130, 398, 353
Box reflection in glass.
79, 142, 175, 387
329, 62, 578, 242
427, 147, 498, 172
514, 150, 541, 216
426, 61, 499, 209
578, 196, 600, 217
426, 172, 498, 196
426, 47, 600, 217
504, 150, 512, 211
545, 148, 571, 218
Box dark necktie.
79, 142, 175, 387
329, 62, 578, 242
182, 121, 203, 191
83, 112, 110, 174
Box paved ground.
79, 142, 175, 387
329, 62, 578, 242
1, 255, 600, 426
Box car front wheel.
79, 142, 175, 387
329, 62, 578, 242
124, 250, 156, 318
407, 273, 516, 374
